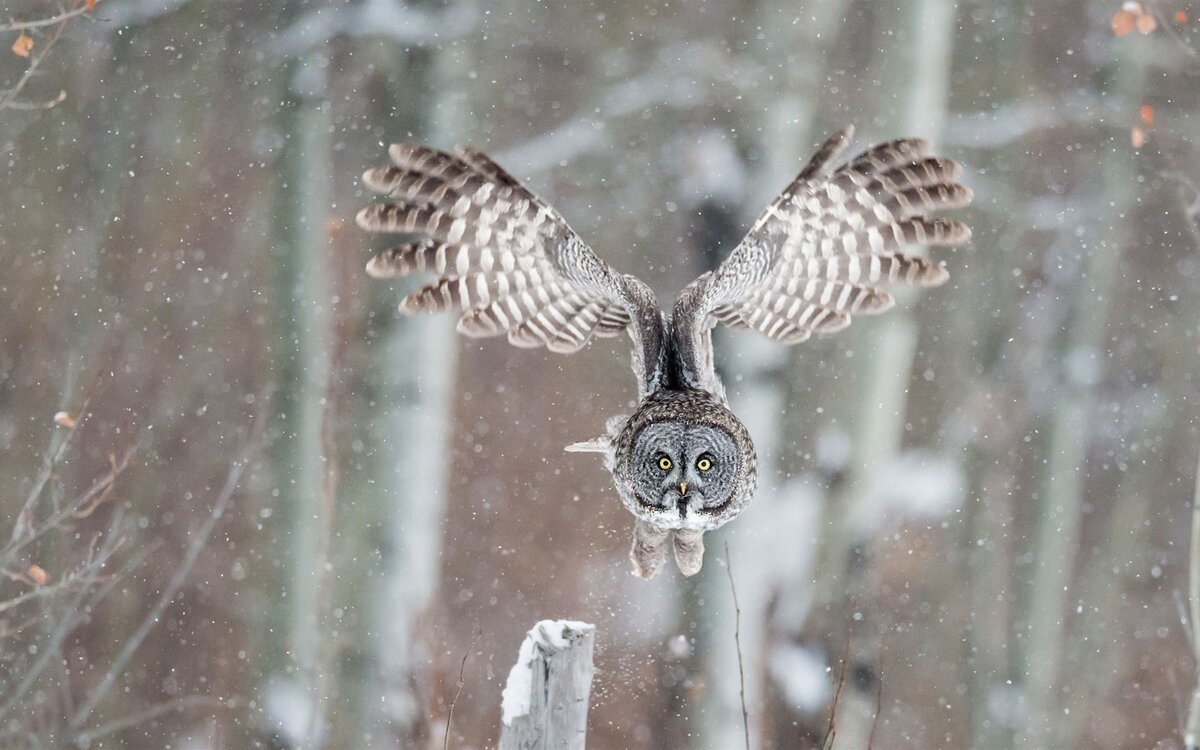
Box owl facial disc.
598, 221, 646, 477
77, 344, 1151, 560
609, 390, 757, 577
626, 422, 741, 530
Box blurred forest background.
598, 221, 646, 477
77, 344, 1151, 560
3, 0, 1200, 748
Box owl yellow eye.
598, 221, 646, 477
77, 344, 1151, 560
697, 456, 712, 472
657, 456, 673, 471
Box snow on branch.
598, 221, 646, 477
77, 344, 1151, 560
499, 619, 595, 750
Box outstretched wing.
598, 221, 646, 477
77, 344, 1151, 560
670, 125, 973, 393
357, 145, 665, 395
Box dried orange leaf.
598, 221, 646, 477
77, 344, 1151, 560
11, 33, 33, 58
1139, 104, 1155, 125
1112, 10, 1136, 36
27, 565, 48, 586
54, 411, 76, 427
1137, 12, 1158, 33
1131, 126, 1146, 149
86, 0, 96, 9
1175, 10, 1188, 24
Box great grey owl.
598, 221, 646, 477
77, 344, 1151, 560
356, 126, 972, 579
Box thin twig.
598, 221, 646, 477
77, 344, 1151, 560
724, 542, 750, 750
1, 0, 104, 111
444, 628, 482, 750
68, 406, 267, 732
73, 695, 223, 745
0, 14, 70, 111
3, 372, 107, 559
0, 584, 93, 720
0, 528, 128, 722
0, 2, 97, 32
821, 612, 854, 750
2, 443, 134, 565
1, 89, 66, 109
0, 612, 44, 639
866, 640, 884, 749
0, 559, 119, 615
6, 396, 89, 554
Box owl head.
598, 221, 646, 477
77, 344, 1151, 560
610, 391, 757, 578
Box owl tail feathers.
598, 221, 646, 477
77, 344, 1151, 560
564, 437, 608, 453
630, 523, 705, 579
565, 415, 627, 454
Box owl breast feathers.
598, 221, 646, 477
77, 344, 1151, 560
356, 126, 972, 578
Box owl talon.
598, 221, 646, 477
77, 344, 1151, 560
630, 520, 670, 579
672, 529, 705, 577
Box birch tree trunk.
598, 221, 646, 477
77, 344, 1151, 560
362, 39, 458, 747
367, 286, 455, 747
270, 48, 335, 750
1187, 445, 1200, 750
1013, 41, 1147, 748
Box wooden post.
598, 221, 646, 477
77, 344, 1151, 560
499, 620, 596, 750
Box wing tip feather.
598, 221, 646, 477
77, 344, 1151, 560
355, 205, 378, 231
923, 263, 951, 287
365, 253, 395, 279
387, 143, 411, 165
362, 167, 387, 193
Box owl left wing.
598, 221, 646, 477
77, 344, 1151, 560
670, 126, 973, 394
357, 145, 665, 395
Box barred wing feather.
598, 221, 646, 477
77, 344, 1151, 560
357, 145, 637, 355
683, 125, 972, 347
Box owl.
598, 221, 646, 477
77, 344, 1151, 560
356, 126, 972, 578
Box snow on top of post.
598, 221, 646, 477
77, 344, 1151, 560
500, 619, 595, 727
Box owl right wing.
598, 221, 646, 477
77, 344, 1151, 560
357, 145, 665, 396
670, 126, 973, 395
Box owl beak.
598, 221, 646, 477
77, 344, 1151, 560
679, 482, 688, 496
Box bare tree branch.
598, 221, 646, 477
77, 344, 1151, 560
2, 441, 133, 565
724, 542, 750, 750
0, 1, 98, 33
0, 508, 133, 724
73, 695, 224, 746
867, 643, 884, 749
67, 405, 267, 733
1, 0, 101, 111
1, 11, 69, 111
821, 614, 854, 750
443, 628, 482, 750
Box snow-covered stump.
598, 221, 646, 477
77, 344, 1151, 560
499, 620, 596, 750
